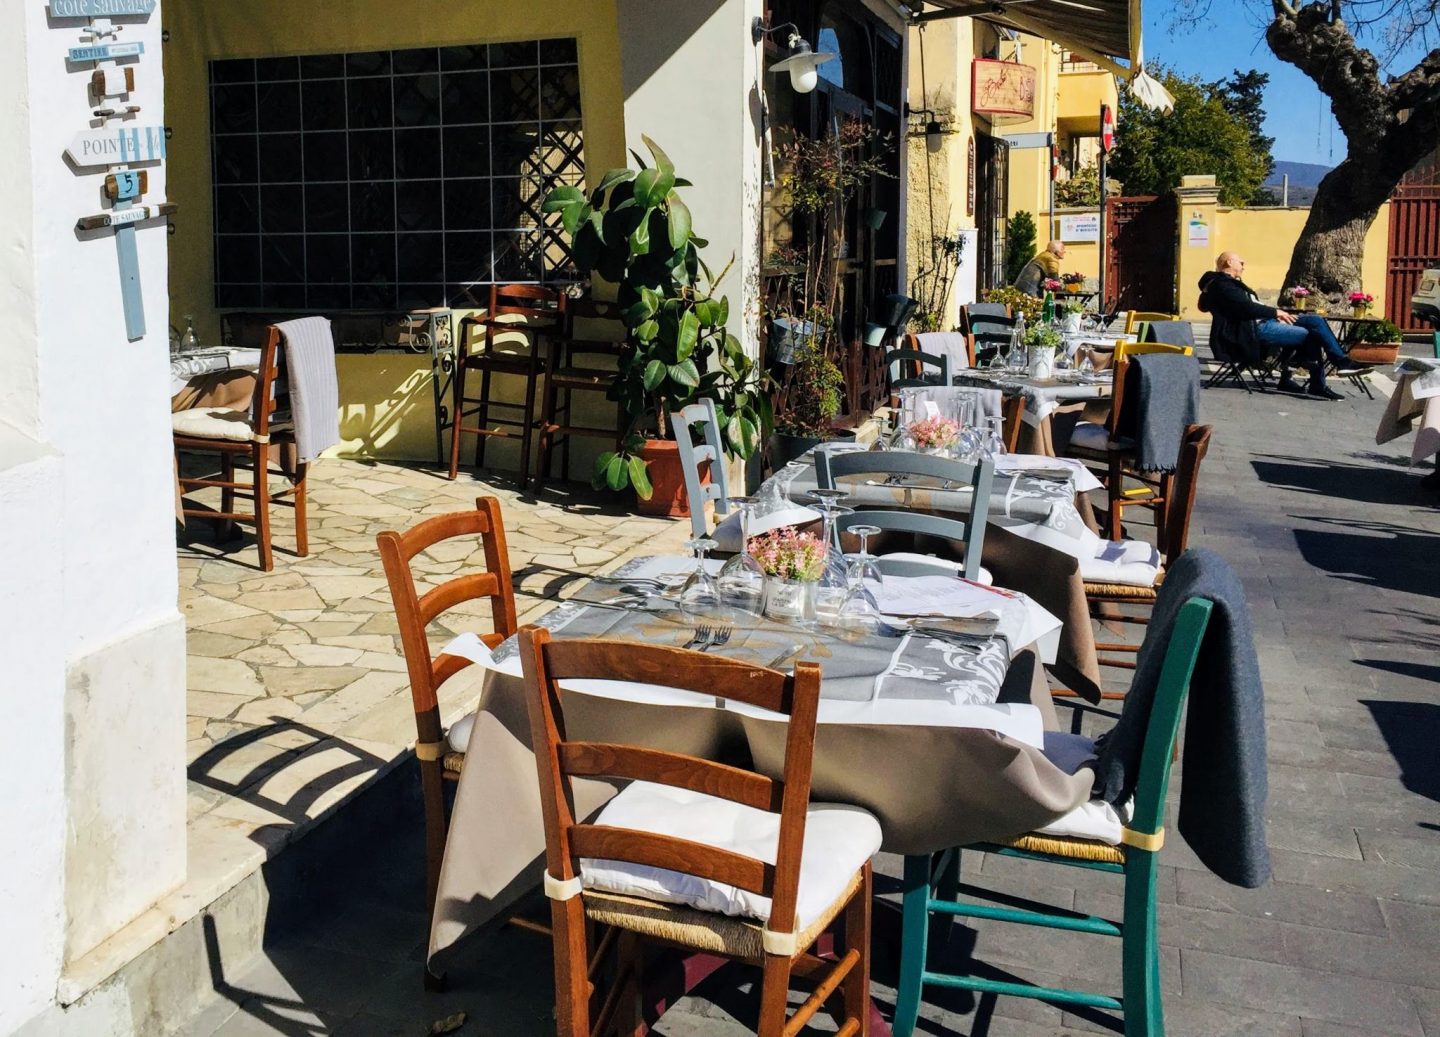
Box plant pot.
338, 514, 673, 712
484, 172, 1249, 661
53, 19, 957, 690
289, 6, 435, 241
768, 316, 818, 367
1351, 305, 1369, 318
864, 209, 888, 230
1061, 312, 1082, 334
768, 431, 823, 470
878, 294, 919, 329
1346, 342, 1401, 365
635, 439, 706, 518
762, 576, 817, 625
1293, 298, 1308, 311
863, 322, 888, 347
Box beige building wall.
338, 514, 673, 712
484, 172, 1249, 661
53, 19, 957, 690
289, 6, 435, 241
1214, 205, 1392, 312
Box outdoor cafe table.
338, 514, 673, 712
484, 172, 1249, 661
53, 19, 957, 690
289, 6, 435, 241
426, 556, 1095, 967
170, 347, 264, 522
955, 368, 1112, 457
1376, 357, 1440, 463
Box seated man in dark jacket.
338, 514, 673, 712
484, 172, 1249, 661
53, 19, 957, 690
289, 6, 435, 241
1198, 252, 1365, 399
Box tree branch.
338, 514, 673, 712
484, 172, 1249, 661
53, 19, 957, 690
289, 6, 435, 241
1266, 2, 1390, 146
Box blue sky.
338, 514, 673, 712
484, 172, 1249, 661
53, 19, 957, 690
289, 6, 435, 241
1143, 1, 1434, 167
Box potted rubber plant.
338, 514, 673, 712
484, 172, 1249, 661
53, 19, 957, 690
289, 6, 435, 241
543, 137, 769, 515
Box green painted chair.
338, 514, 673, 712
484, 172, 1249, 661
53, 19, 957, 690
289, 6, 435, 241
885, 345, 951, 391
891, 594, 1215, 1037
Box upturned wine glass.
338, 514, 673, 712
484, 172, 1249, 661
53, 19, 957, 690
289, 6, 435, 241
678, 537, 721, 616
717, 496, 764, 612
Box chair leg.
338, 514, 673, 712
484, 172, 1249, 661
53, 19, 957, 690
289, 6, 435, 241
253, 444, 273, 572
448, 358, 466, 481
892, 854, 932, 1037
476, 365, 493, 471
219, 452, 236, 540
840, 861, 873, 1035
1107, 453, 1126, 541
552, 896, 592, 1037
420, 760, 447, 925
757, 954, 794, 1037
1121, 853, 1164, 1037
518, 365, 540, 492
534, 371, 558, 496
293, 461, 309, 557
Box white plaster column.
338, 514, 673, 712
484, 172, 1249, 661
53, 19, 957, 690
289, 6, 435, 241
2, 0, 186, 1013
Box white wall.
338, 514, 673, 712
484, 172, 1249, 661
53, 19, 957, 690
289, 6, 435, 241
616, 0, 765, 359
1, 0, 186, 1023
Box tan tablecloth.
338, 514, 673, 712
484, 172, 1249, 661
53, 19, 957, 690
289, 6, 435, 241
428, 646, 1093, 967
1376, 369, 1440, 463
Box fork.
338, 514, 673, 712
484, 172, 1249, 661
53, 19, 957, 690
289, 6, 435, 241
684, 624, 714, 651
700, 623, 733, 652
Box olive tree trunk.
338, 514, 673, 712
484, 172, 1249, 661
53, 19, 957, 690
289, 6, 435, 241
1266, 1, 1440, 297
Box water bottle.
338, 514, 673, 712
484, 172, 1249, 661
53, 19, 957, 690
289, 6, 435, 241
1010, 313, 1026, 370
1042, 290, 1056, 325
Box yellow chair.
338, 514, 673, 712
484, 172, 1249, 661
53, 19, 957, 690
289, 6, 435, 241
1113, 339, 1193, 362
1124, 311, 1177, 335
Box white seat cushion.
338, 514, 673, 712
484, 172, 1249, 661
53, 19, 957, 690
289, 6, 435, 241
1035, 797, 1129, 845
1067, 420, 1112, 453
581, 780, 881, 929
172, 407, 256, 442
447, 712, 476, 753
877, 552, 992, 585
1079, 539, 1161, 587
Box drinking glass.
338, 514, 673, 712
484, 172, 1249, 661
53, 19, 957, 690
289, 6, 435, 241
1078, 345, 1096, 378
983, 415, 1008, 458
756, 460, 810, 518
806, 490, 853, 623
891, 388, 924, 451
717, 496, 764, 612
678, 537, 721, 615
836, 524, 884, 630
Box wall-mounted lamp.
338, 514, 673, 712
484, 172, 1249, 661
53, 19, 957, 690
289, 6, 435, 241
906, 105, 946, 152
752, 18, 834, 94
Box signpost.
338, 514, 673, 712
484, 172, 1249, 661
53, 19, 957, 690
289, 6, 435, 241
66, 125, 165, 166
1098, 104, 1114, 312
68, 40, 143, 62
49, 0, 156, 16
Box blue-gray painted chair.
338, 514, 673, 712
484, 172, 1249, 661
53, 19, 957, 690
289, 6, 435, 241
885, 347, 951, 393
892, 591, 1217, 1037
814, 450, 994, 582
671, 398, 730, 539
962, 304, 1019, 367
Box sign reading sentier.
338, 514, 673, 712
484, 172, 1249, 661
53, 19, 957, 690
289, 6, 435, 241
68, 41, 144, 62
49, 0, 156, 16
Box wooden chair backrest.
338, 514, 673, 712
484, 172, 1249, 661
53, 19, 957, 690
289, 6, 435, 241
247, 326, 285, 437
376, 497, 517, 744
885, 346, 950, 390
1124, 310, 1176, 334
562, 297, 629, 364
816, 450, 995, 580
961, 303, 1011, 333
1144, 320, 1196, 348
457, 284, 566, 357
1106, 356, 1131, 438
519, 629, 823, 938
911, 332, 975, 370
1113, 339, 1193, 361
671, 397, 731, 539
1161, 425, 1212, 564
834, 510, 979, 579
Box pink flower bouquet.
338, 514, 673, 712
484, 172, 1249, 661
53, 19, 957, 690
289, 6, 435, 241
1289, 286, 1310, 298
909, 416, 961, 450
1042, 278, 1064, 293
748, 527, 826, 582
1348, 292, 1373, 304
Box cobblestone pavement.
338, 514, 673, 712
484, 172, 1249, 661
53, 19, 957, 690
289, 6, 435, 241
182, 370, 1440, 1037
179, 459, 691, 901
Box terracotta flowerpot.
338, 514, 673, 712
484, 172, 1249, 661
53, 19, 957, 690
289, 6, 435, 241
1346, 342, 1401, 365
635, 439, 706, 518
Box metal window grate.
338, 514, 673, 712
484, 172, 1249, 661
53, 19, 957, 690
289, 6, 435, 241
209, 40, 585, 311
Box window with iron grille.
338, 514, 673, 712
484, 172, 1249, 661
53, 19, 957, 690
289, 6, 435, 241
209, 40, 584, 311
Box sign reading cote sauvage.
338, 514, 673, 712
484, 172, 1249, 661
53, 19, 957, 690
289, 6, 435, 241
49, 0, 156, 16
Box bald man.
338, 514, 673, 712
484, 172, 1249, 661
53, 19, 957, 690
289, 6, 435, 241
1198, 252, 1363, 400
1014, 239, 1067, 297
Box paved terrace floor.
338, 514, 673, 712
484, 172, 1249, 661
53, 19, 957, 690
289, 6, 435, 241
180, 369, 1440, 1037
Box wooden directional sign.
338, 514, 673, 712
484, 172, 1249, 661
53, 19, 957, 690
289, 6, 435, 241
76, 202, 174, 230
49, 0, 155, 16
69, 41, 144, 63
66, 125, 165, 167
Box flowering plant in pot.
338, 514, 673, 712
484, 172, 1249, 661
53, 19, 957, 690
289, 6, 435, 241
909, 416, 961, 452
770, 338, 843, 468
1061, 272, 1086, 291
1344, 318, 1402, 365
1288, 286, 1311, 310
543, 137, 769, 510
1348, 291, 1374, 316
982, 285, 1043, 323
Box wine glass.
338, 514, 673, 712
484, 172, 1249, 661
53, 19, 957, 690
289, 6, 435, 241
983, 415, 1008, 458
837, 524, 884, 631
756, 459, 809, 518
806, 490, 853, 623
717, 496, 764, 612
678, 537, 721, 616
1078, 345, 1096, 379
891, 388, 924, 451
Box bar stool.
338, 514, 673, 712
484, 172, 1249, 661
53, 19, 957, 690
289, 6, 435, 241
533, 298, 629, 494
448, 284, 565, 489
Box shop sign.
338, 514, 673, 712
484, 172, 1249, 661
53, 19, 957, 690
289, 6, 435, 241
69, 41, 144, 62
971, 59, 1035, 119
1058, 213, 1099, 242
66, 125, 166, 166
49, 0, 155, 16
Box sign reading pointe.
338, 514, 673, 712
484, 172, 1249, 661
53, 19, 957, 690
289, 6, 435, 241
49, 0, 155, 16
66, 125, 166, 167
69, 40, 144, 63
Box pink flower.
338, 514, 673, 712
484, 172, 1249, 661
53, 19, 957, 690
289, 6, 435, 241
1042, 278, 1064, 292
1348, 291, 1373, 304
909, 416, 961, 449
747, 527, 827, 581
1290, 286, 1310, 298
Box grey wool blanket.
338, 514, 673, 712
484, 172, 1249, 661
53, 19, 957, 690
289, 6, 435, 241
1116, 353, 1200, 472
274, 317, 339, 462
1091, 548, 1271, 888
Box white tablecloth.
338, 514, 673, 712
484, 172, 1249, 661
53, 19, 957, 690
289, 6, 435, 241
169, 347, 262, 396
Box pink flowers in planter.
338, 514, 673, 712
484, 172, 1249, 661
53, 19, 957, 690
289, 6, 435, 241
748, 527, 827, 581
909, 416, 961, 450
1289, 286, 1310, 298
1042, 278, 1064, 293
1348, 292, 1374, 304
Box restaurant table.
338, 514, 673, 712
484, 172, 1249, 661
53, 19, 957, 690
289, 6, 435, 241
428, 555, 1095, 967
955, 368, 1113, 456
1376, 357, 1440, 463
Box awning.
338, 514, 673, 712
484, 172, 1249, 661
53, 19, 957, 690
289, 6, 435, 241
914, 0, 1141, 75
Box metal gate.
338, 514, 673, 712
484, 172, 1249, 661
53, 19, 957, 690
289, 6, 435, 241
1386, 186, 1440, 332
1104, 194, 1178, 313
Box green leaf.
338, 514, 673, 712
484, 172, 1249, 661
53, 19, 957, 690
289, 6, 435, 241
561, 201, 591, 237
629, 215, 651, 255
585, 208, 605, 244
572, 223, 601, 272
603, 453, 628, 492
717, 297, 730, 326
634, 168, 661, 209
726, 414, 743, 453
594, 168, 636, 196
593, 452, 618, 491
627, 455, 653, 500
690, 235, 709, 248
738, 414, 759, 457
642, 358, 667, 391
635, 318, 659, 343
676, 310, 700, 358
642, 134, 675, 175
673, 177, 693, 188
628, 148, 648, 170
668, 359, 700, 388
667, 195, 691, 250
541, 185, 585, 213
694, 299, 718, 327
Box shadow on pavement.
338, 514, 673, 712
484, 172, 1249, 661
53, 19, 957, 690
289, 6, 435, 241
1362, 699, 1440, 809
1251, 453, 1431, 507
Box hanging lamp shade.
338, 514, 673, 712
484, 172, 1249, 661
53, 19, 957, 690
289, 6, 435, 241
770, 35, 835, 94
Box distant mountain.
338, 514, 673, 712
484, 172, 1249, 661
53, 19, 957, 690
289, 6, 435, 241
1265, 161, 1331, 188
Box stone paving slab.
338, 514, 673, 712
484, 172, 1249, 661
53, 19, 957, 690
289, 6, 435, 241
178, 371, 1440, 1036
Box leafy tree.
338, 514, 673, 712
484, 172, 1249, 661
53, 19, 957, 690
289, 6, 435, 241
1174, 0, 1440, 296
1207, 68, 1276, 199
1055, 162, 1101, 208
1003, 210, 1037, 285
1110, 67, 1272, 206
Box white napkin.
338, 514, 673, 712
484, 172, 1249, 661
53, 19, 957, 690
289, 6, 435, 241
875, 574, 1011, 618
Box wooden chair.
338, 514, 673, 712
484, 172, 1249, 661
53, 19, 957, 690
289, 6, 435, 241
1123, 310, 1177, 342
448, 284, 566, 489
375, 497, 518, 947
519, 631, 877, 1037
1142, 320, 1195, 349
816, 450, 995, 582
892, 592, 1216, 1037
534, 298, 628, 494
671, 397, 731, 539
173, 326, 308, 572
1113, 339, 1193, 361
910, 331, 975, 371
